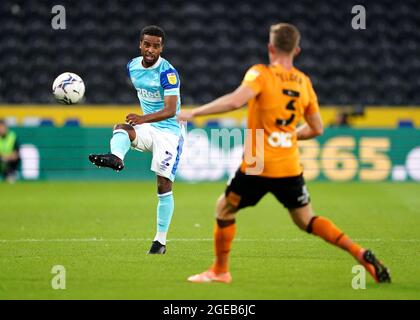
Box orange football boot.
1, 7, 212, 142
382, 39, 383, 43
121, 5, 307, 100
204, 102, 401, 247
187, 270, 232, 284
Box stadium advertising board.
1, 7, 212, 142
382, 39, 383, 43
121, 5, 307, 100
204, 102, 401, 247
13, 127, 419, 182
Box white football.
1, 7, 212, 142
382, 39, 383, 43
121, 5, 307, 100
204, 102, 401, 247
52, 72, 85, 104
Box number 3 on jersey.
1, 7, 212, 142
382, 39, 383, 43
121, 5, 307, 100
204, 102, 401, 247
268, 89, 298, 148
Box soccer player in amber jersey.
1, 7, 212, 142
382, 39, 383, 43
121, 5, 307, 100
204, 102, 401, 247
179, 23, 390, 284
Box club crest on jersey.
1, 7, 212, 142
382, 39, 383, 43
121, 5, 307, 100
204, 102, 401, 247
244, 69, 260, 82
167, 72, 177, 85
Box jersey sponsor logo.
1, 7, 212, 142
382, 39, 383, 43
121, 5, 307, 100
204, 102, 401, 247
268, 131, 293, 148
244, 69, 260, 82
138, 88, 162, 101
167, 72, 177, 85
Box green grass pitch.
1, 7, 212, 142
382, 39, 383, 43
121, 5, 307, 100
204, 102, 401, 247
0, 181, 419, 299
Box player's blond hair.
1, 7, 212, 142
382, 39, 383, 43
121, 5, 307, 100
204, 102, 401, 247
270, 23, 301, 54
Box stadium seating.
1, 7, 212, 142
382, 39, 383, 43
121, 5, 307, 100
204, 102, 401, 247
0, 0, 419, 105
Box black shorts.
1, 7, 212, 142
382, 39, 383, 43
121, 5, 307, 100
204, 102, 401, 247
225, 169, 310, 210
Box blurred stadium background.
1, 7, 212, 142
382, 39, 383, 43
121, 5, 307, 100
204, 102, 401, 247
0, 0, 420, 300
0, 0, 419, 182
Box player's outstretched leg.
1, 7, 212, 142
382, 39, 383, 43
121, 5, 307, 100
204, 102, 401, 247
89, 124, 135, 171
306, 216, 391, 283
290, 205, 391, 283
188, 195, 235, 283
187, 219, 234, 284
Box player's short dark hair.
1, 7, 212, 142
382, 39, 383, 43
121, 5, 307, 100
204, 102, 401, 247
0, 118, 6, 125
270, 23, 301, 53
140, 25, 165, 44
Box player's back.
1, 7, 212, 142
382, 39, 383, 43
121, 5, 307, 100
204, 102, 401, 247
241, 63, 319, 178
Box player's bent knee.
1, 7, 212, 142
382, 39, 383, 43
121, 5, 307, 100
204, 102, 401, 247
288, 205, 314, 231
216, 196, 238, 220
157, 176, 172, 194
216, 210, 236, 221
114, 123, 132, 132
113, 123, 136, 141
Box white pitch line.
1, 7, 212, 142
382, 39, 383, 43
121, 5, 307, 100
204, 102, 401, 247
0, 238, 419, 243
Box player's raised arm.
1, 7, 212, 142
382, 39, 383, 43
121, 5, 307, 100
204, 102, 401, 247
178, 84, 256, 120
297, 76, 323, 140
